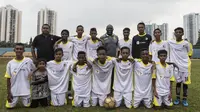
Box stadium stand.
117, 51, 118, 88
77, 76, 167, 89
0, 48, 199, 58
192, 49, 200, 59
0, 48, 32, 57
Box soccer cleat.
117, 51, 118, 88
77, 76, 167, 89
182, 99, 189, 107
174, 99, 180, 105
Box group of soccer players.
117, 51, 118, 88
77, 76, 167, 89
4, 24, 193, 110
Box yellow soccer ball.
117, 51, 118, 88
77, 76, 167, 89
103, 97, 116, 109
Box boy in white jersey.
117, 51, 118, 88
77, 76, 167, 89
86, 28, 102, 61
91, 46, 114, 107
168, 27, 193, 107
149, 28, 169, 62
113, 47, 134, 108
117, 27, 132, 57
46, 48, 72, 106
133, 49, 153, 109
54, 29, 73, 61
69, 25, 90, 61
5, 43, 35, 108
71, 51, 92, 107
152, 50, 175, 109
54, 29, 73, 99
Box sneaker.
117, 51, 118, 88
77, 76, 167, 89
182, 99, 189, 107
174, 99, 180, 105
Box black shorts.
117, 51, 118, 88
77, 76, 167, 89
30, 98, 48, 108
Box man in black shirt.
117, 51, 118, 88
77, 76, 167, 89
31, 24, 61, 62
132, 22, 152, 58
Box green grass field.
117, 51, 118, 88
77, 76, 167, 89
0, 59, 200, 112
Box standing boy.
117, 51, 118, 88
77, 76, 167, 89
69, 25, 89, 61
54, 29, 74, 61
118, 28, 132, 57
149, 28, 169, 62
86, 28, 102, 61
168, 27, 193, 107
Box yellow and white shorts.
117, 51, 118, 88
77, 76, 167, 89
51, 92, 67, 106
72, 94, 90, 107
114, 91, 132, 108
153, 95, 173, 107
6, 95, 31, 108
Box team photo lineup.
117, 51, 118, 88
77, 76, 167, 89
4, 22, 193, 110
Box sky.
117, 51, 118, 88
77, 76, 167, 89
1, 0, 200, 42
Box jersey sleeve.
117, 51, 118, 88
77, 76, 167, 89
29, 59, 36, 72
5, 63, 11, 78
170, 65, 175, 81
188, 42, 193, 57
152, 64, 156, 79
149, 43, 153, 55
165, 41, 170, 62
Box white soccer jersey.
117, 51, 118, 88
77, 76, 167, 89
113, 59, 134, 92
57, 41, 74, 61
149, 40, 169, 62
47, 60, 72, 94
152, 63, 175, 96
69, 35, 90, 61
134, 59, 153, 98
118, 38, 132, 53
5, 57, 35, 96
71, 64, 92, 97
86, 38, 102, 61
92, 57, 114, 95
168, 40, 192, 72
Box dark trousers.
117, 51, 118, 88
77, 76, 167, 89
30, 98, 48, 108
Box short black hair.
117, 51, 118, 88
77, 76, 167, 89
36, 58, 47, 67
137, 22, 145, 27
78, 51, 86, 56
42, 24, 50, 28
90, 27, 97, 32
154, 28, 162, 33
15, 43, 25, 49
140, 48, 148, 54
54, 48, 63, 54
123, 27, 130, 32
97, 46, 107, 53
61, 29, 69, 35
120, 46, 130, 52
77, 25, 84, 29
158, 50, 167, 56
174, 27, 184, 33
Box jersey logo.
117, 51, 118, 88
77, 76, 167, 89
163, 45, 165, 48
136, 41, 140, 45
96, 70, 99, 73
145, 37, 148, 40
13, 71, 17, 75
